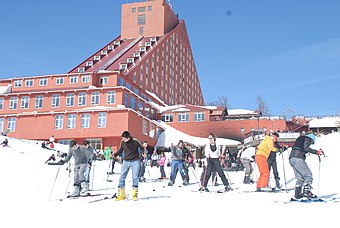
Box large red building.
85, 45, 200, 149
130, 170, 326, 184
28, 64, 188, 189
0, 0, 204, 151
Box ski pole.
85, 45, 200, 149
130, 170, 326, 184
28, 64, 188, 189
317, 155, 321, 196
146, 166, 155, 191
48, 165, 61, 201
189, 165, 202, 189
281, 152, 288, 192
91, 160, 95, 190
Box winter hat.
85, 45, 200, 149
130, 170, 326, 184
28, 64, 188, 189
306, 133, 316, 143
121, 131, 131, 139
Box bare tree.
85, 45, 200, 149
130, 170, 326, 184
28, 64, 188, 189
207, 96, 230, 108
256, 96, 270, 116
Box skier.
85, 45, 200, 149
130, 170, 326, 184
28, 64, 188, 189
138, 141, 148, 182
83, 140, 94, 185
59, 140, 94, 197
255, 132, 279, 191
240, 146, 256, 184
113, 131, 143, 201
289, 133, 324, 199
104, 145, 115, 174
267, 141, 283, 190
167, 140, 189, 186
200, 133, 232, 192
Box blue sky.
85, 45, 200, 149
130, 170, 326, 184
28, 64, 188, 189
1, 0, 340, 117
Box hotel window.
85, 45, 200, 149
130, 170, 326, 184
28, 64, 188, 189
78, 92, 87, 106
132, 7, 136, 13
126, 82, 132, 90
148, 6, 152, 11
138, 14, 146, 25
142, 119, 148, 135
118, 77, 125, 86
133, 87, 139, 95
149, 123, 155, 138
100, 76, 108, 85
91, 92, 100, 105
14, 80, 22, 88
7, 117, 16, 132
98, 112, 107, 128
9, 97, 18, 110
21, 96, 29, 109
162, 114, 174, 123
178, 113, 189, 122
124, 93, 129, 107
56, 77, 64, 85
35, 95, 43, 109
0, 118, 4, 133
51, 94, 60, 108
138, 6, 146, 12
194, 112, 205, 122
139, 26, 144, 36
81, 113, 90, 128
25, 79, 33, 87
82, 75, 90, 83
138, 100, 143, 113
55, 115, 64, 130
106, 91, 115, 104
70, 76, 78, 84
130, 96, 136, 110
67, 114, 76, 129
66, 93, 75, 107
0, 98, 3, 110
39, 78, 48, 86
133, 72, 137, 83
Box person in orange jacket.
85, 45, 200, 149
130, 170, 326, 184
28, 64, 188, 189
255, 131, 279, 191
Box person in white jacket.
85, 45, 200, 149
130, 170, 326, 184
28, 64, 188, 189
200, 133, 232, 192
240, 146, 256, 184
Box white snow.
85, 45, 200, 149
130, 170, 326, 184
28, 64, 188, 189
1, 133, 340, 227
309, 116, 340, 128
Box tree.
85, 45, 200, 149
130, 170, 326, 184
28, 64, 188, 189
207, 96, 230, 108
256, 96, 270, 116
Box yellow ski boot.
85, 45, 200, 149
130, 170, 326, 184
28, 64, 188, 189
115, 187, 126, 201
132, 187, 138, 201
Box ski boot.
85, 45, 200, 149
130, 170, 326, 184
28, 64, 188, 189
80, 182, 89, 196
115, 187, 126, 201
132, 187, 138, 201
303, 184, 317, 198
294, 186, 303, 199
69, 185, 80, 197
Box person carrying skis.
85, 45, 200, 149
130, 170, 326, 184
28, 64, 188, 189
255, 132, 279, 191
200, 133, 232, 192
113, 131, 143, 201
59, 140, 94, 197
289, 133, 324, 199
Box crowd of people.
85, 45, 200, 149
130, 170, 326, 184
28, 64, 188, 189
40, 129, 323, 201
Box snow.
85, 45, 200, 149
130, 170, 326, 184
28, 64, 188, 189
1, 133, 340, 227
0, 84, 11, 94
156, 121, 241, 147
227, 108, 257, 115
309, 116, 340, 128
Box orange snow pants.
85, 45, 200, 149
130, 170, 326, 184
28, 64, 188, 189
256, 154, 270, 189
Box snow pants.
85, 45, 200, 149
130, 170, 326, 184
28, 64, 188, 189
73, 163, 88, 186
241, 158, 253, 177
256, 154, 270, 188
289, 157, 313, 187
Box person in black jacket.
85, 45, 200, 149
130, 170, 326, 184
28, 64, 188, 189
289, 133, 324, 199
267, 140, 282, 190
113, 131, 143, 201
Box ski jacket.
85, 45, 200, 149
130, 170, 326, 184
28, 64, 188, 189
115, 138, 143, 161
204, 143, 221, 158
241, 147, 256, 161
64, 145, 93, 165
158, 156, 167, 166
256, 135, 277, 158
104, 147, 113, 160
171, 146, 188, 161
289, 136, 318, 160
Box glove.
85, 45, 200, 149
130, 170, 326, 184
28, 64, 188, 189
317, 149, 324, 156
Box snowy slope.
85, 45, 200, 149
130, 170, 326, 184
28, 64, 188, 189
0, 133, 339, 228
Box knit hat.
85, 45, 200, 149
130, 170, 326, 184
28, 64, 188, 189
306, 133, 316, 143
